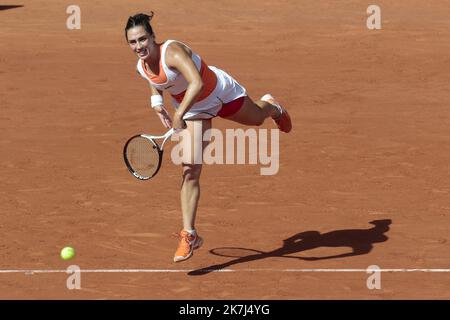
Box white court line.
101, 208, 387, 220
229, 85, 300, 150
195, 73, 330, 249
0, 268, 449, 274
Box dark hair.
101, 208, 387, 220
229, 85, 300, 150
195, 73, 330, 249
125, 12, 154, 41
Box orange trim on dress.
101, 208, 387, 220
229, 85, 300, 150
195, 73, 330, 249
140, 45, 168, 84
171, 60, 217, 103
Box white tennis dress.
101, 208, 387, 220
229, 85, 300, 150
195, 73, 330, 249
136, 40, 247, 119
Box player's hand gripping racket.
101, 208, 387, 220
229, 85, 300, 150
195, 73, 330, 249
123, 128, 175, 180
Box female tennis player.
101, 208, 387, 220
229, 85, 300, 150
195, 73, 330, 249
125, 12, 292, 262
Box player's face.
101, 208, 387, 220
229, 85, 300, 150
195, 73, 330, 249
127, 26, 154, 60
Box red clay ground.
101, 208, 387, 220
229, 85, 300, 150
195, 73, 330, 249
0, 0, 449, 299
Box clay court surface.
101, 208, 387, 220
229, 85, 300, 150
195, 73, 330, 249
1, 0, 450, 299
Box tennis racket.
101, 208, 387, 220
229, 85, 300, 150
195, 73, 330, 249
123, 128, 175, 180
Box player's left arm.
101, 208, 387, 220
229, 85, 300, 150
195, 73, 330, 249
165, 42, 204, 128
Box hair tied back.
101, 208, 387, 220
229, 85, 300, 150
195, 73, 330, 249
146, 11, 154, 21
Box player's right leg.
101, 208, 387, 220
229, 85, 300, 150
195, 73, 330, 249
174, 119, 210, 262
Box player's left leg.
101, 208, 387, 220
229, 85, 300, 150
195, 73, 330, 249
222, 95, 292, 132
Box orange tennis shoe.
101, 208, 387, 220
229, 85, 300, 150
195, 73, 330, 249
261, 94, 292, 133
173, 230, 204, 262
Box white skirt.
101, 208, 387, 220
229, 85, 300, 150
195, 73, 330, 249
171, 66, 247, 120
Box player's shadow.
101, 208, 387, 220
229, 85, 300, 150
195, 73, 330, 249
0, 5, 24, 11
188, 219, 392, 276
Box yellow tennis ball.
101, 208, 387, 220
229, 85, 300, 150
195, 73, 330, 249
60, 247, 75, 260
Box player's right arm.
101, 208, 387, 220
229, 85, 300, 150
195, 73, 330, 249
149, 84, 172, 129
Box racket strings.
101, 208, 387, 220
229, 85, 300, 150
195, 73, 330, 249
126, 136, 160, 178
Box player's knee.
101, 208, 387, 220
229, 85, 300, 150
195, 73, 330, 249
182, 164, 202, 182
252, 115, 265, 126
257, 117, 266, 126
